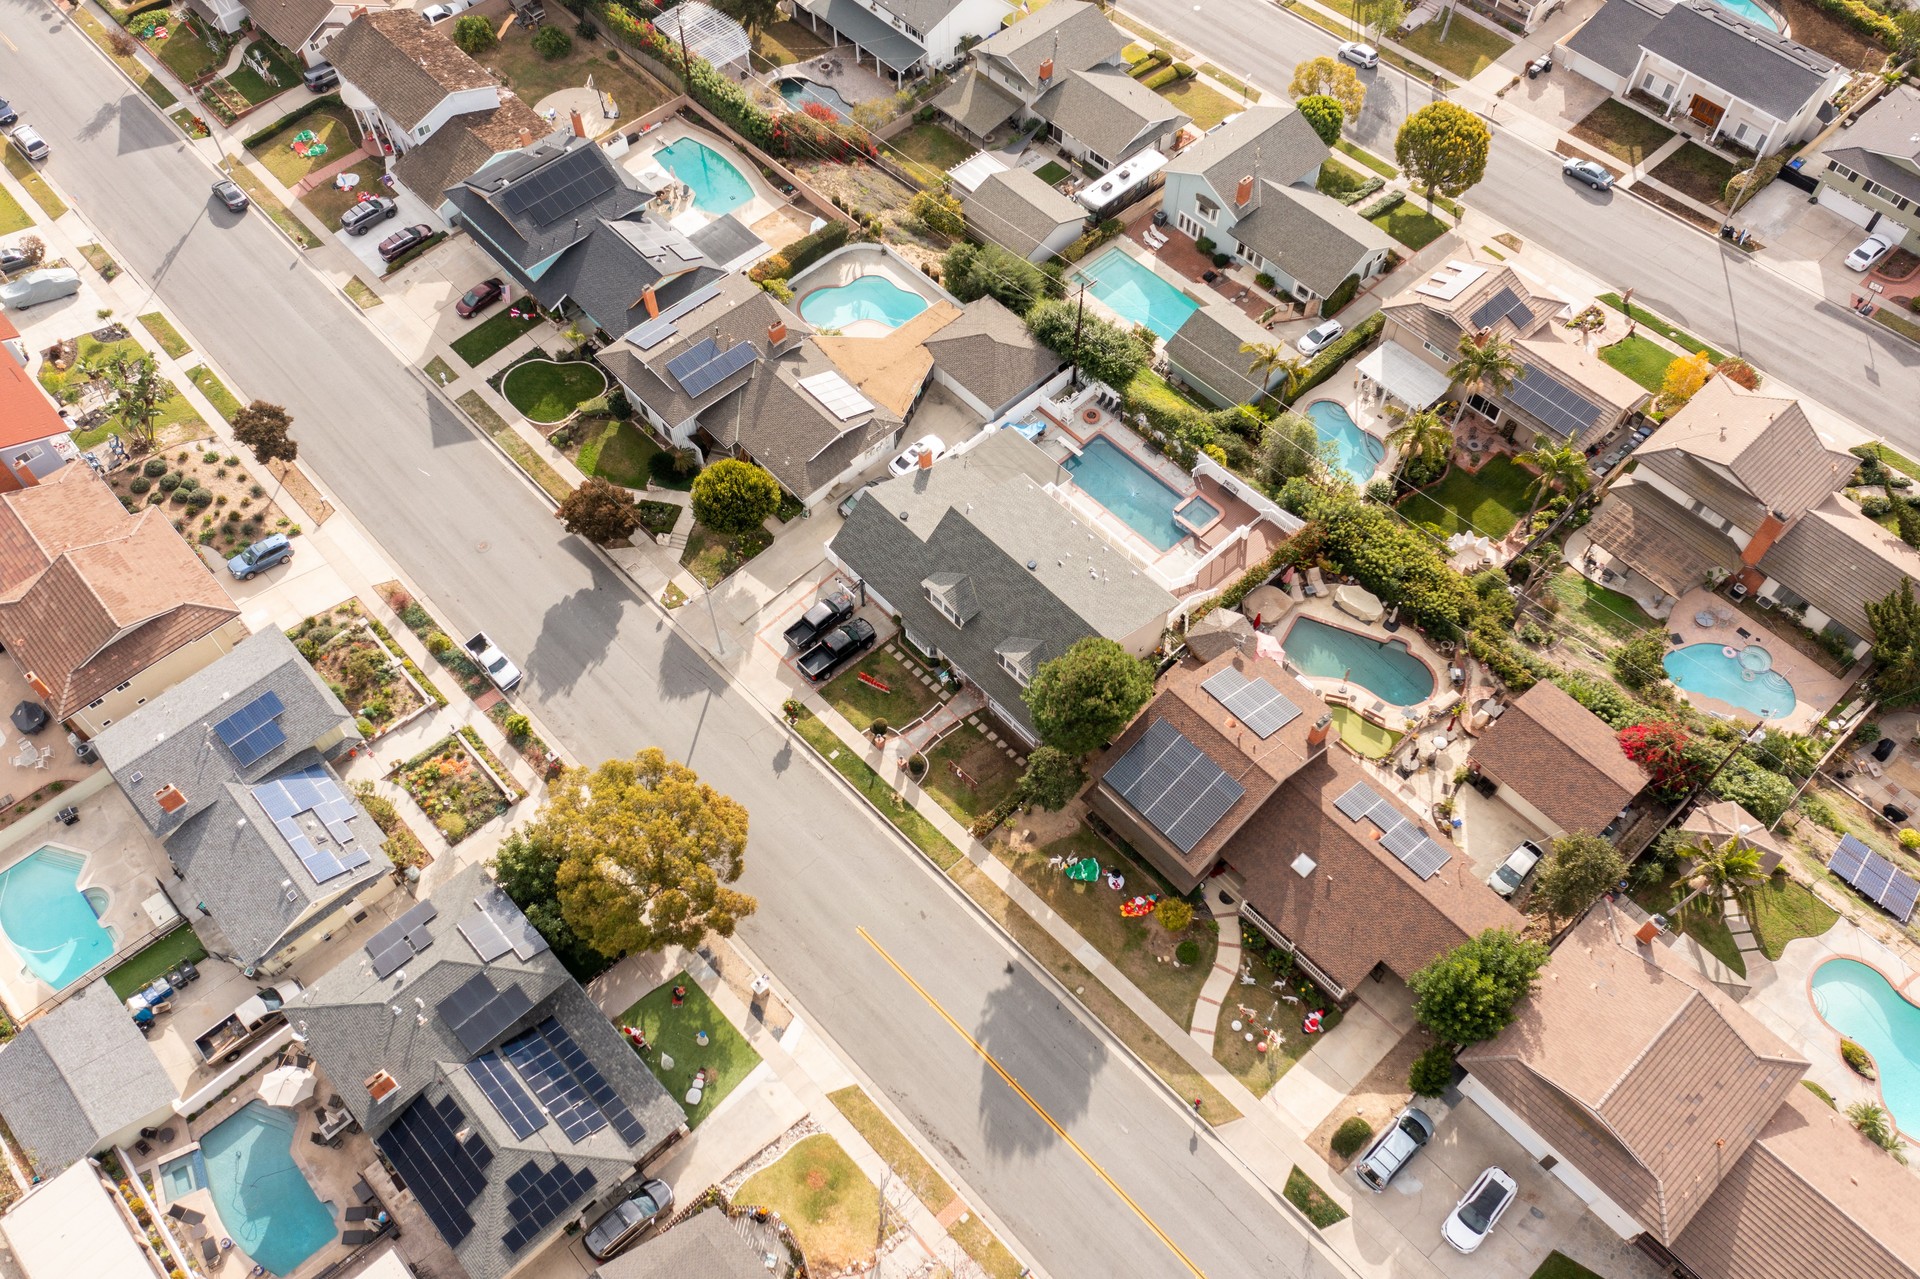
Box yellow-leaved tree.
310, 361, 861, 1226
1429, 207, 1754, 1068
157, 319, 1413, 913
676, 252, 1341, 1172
1660, 350, 1713, 406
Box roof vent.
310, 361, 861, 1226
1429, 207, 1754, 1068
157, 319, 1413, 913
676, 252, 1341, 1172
365, 1070, 399, 1102
155, 784, 188, 814
1027, 559, 1038, 570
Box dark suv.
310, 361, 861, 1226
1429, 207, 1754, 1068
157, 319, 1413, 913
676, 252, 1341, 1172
377, 224, 434, 263
340, 197, 397, 236
303, 63, 338, 92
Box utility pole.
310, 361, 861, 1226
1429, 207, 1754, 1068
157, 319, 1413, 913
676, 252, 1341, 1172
1067, 280, 1088, 389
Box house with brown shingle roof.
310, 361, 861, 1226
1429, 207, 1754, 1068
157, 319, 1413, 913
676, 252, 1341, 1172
1470, 680, 1645, 838
0, 466, 246, 737
240, 0, 385, 64
326, 9, 501, 157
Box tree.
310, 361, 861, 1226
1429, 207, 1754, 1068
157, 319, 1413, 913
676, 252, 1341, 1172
1867, 579, 1920, 705
451, 12, 496, 53
1296, 94, 1346, 146
1242, 341, 1307, 403
1896, 8, 1920, 62
1027, 298, 1147, 389
1611, 628, 1667, 693
909, 189, 964, 239
1533, 833, 1626, 925
941, 242, 1053, 313
1409, 929, 1549, 1045
1023, 637, 1155, 755
546, 749, 755, 958
531, 23, 572, 58
1385, 408, 1453, 474
1289, 56, 1365, 120
490, 828, 607, 979
1018, 745, 1086, 810
1395, 102, 1490, 212
1896, 500, 1920, 550
1408, 1043, 1455, 1097
1447, 330, 1522, 427
1660, 350, 1712, 406
1259, 411, 1334, 488
1669, 834, 1763, 919
1515, 441, 1589, 526
691, 458, 781, 535
89, 351, 170, 453
232, 400, 297, 466
716, 0, 782, 34
1618, 720, 1702, 799
558, 476, 643, 544
1360, 0, 1410, 37
1847, 1101, 1909, 1163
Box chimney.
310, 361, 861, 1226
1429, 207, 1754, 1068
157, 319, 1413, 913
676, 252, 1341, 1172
1307, 711, 1332, 753
155, 784, 188, 814
518, 128, 533, 147
641, 286, 659, 318
1037, 56, 1055, 83
365, 1070, 399, 1102
1739, 507, 1791, 568
23, 671, 48, 700
768, 320, 787, 345
1634, 920, 1660, 946
1235, 175, 1255, 207
917, 446, 934, 470
570, 109, 587, 139
350, 4, 367, 15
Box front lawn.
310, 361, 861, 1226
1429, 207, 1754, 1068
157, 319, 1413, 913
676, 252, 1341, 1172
104, 926, 208, 1000
573, 417, 661, 487
618, 972, 761, 1128
1531, 1254, 1605, 1279
679, 522, 771, 587
1157, 76, 1239, 129
1548, 569, 1655, 643
1316, 156, 1372, 202
396, 734, 514, 843
1216, 921, 1342, 1095
1570, 100, 1673, 168
41, 336, 207, 448
819, 645, 939, 730
1599, 334, 1676, 393
450, 304, 543, 367
1370, 199, 1450, 250
152, 25, 220, 83
138, 312, 190, 359
299, 158, 387, 230
1648, 142, 1737, 210
737, 1136, 880, 1271
1398, 453, 1534, 539
499, 359, 606, 423
218, 40, 302, 105
921, 724, 1021, 826
1597, 293, 1724, 362
1745, 874, 1838, 959
249, 106, 361, 188
0, 185, 29, 235
1397, 17, 1512, 79
1283, 1167, 1347, 1229
893, 122, 975, 186
480, 27, 668, 120
1336, 140, 1396, 178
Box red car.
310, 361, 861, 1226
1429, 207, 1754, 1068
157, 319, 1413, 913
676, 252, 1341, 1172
456, 278, 505, 318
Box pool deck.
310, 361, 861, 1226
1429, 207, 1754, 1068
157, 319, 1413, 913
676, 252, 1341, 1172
619, 120, 811, 256
1658, 587, 1846, 734
1271, 597, 1465, 737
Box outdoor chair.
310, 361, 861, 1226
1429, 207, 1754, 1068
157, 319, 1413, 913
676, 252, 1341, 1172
344, 1206, 379, 1221
200, 1238, 219, 1267
341, 1229, 381, 1246
352, 1178, 376, 1204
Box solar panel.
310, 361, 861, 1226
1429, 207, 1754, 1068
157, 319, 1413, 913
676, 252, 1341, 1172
540, 1020, 646, 1146
468, 1052, 548, 1139
479, 887, 551, 960
675, 341, 759, 399
459, 911, 513, 962
228, 720, 287, 767
451, 983, 534, 1056
1830, 834, 1871, 880
627, 315, 678, 349
1106, 719, 1245, 854
376, 1096, 487, 1247
1200, 667, 1303, 740
213, 690, 284, 747
1334, 781, 1379, 822
367, 936, 410, 981
1379, 819, 1424, 858
1468, 285, 1524, 332
501, 1162, 596, 1253
666, 337, 719, 386
1855, 856, 1895, 901
1366, 796, 1403, 830
503, 1021, 605, 1142
797, 370, 874, 421
398, 901, 438, 931
439, 972, 496, 1026
1402, 837, 1451, 881
1507, 362, 1604, 442
405, 925, 434, 953
1882, 873, 1919, 924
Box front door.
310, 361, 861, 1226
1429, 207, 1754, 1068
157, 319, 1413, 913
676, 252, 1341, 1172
1688, 95, 1725, 129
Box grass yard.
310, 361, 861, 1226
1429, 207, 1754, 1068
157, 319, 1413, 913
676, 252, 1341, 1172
104, 926, 208, 1000
1157, 76, 1239, 129
499, 359, 606, 423
41, 337, 205, 448
1548, 569, 1655, 643
679, 521, 771, 587
1215, 931, 1342, 1096
224, 162, 320, 249
1398, 17, 1511, 79
1632, 874, 1744, 976
738, 1135, 880, 1271
1531, 1254, 1605, 1279
1200, 64, 1259, 101
619, 973, 761, 1127
152, 26, 220, 82
248, 106, 361, 188
921, 724, 1021, 826
455, 391, 574, 503
1399, 453, 1534, 539
298, 158, 387, 230
70, 5, 175, 109
1283, 1167, 1348, 1228
3, 148, 64, 221
344, 277, 381, 309
1599, 334, 1677, 393
792, 711, 964, 868
1316, 156, 1372, 202
481, 28, 668, 120
892, 122, 975, 187
138, 312, 190, 359
751, 18, 832, 65
186, 365, 243, 422
820, 646, 939, 731
1745, 874, 1838, 959
423, 355, 457, 386
827, 1087, 954, 1210
1330, 704, 1399, 758
1336, 140, 1396, 178
219, 41, 302, 105
1598, 293, 1723, 362
451, 304, 543, 366
574, 417, 661, 487
1034, 161, 1070, 186
0, 185, 29, 235
1570, 100, 1673, 168
1648, 142, 1737, 210
1370, 199, 1450, 250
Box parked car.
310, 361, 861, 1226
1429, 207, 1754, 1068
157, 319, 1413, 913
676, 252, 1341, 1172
1354, 1106, 1435, 1192
1561, 157, 1613, 191
837, 478, 880, 518
0, 243, 36, 275
1845, 231, 1897, 272
212, 178, 250, 213
0, 100, 16, 129
888, 433, 946, 476
1297, 319, 1344, 356
798, 618, 877, 682
226, 532, 293, 580
8, 125, 47, 162
1442, 1167, 1518, 1253
1337, 41, 1378, 68
1485, 839, 1544, 898
455, 277, 504, 318
302, 62, 338, 92
422, 0, 476, 21
340, 197, 398, 236
377, 224, 434, 264
583, 1179, 673, 1261
783, 588, 856, 650
465, 631, 522, 692
1526, 52, 1552, 77
0, 267, 80, 309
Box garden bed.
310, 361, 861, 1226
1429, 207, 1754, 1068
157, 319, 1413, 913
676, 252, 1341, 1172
350, 780, 432, 871
103, 440, 294, 556
680, 522, 771, 587
288, 600, 431, 734
488, 701, 565, 782
379, 580, 496, 702
395, 732, 518, 844
617, 973, 761, 1127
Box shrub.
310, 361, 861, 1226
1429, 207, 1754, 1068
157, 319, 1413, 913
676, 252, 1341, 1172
503, 712, 532, 741
1155, 897, 1195, 932
1323, 272, 1360, 316
1175, 939, 1201, 965
868, 717, 890, 737
1900, 828, 1920, 852
691, 458, 782, 534
1357, 190, 1406, 220
452, 13, 497, 52
1841, 1038, 1877, 1078
425, 631, 454, 656
576, 16, 597, 37
1408, 1044, 1455, 1097
142, 457, 168, 477
129, 476, 152, 494
532, 24, 573, 58
906, 752, 928, 779
1330, 1116, 1374, 1159
1195, 236, 1217, 257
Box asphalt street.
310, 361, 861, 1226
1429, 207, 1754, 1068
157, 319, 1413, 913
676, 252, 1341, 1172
1124, 0, 1919, 439
0, 3, 1351, 1276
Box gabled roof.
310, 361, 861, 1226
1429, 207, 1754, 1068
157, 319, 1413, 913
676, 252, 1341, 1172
599, 275, 804, 426
1461, 905, 1806, 1242
326, 9, 496, 132
922, 296, 1063, 415
1165, 302, 1274, 407
697, 342, 904, 501
1472, 680, 1644, 834
1228, 180, 1394, 297
1757, 492, 1920, 640
0, 981, 174, 1176
973, 0, 1130, 88
0, 333, 71, 449
1168, 105, 1330, 198
243, 0, 368, 55
962, 168, 1085, 259
392, 97, 546, 209
599, 1210, 771, 1279
1640, 0, 1840, 122
858, 0, 974, 41
1636, 379, 1852, 523
1821, 85, 1920, 204
1565, 0, 1666, 77
1033, 70, 1187, 163
1679, 799, 1785, 872
933, 71, 1024, 137
0, 466, 240, 719
1584, 476, 1742, 597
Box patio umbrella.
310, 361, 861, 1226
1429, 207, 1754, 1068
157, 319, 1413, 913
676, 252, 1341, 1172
9, 701, 46, 733
258, 1064, 316, 1108
1239, 586, 1292, 629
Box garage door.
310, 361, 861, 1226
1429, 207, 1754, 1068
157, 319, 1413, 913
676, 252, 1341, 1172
1818, 186, 1875, 228
1869, 213, 1912, 243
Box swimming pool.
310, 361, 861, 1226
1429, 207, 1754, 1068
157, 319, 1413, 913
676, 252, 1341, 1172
1304, 400, 1385, 482
652, 138, 753, 215
1073, 248, 1199, 340
1710, 0, 1776, 28
201, 1101, 337, 1276
778, 77, 853, 118
1663, 643, 1795, 719
1063, 435, 1217, 551
160, 1149, 207, 1201
1811, 959, 1918, 1135
0, 847, 114, 989
1282, 616, 1435, 706
798, 274, 930, 331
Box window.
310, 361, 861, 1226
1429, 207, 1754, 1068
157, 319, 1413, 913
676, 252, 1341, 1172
1828, 160, 1859, 182
87, 696, 105, 710
1195, 196, 1219, 223
114, 680, 132, 692
1422, 340, 1449, 361
1467, 393, 1501, 419
1641, 72, 1672, 101
1730, 121, 1750, 143
999, 653, 1031, 686
924, 585, 965, 628
1863, 179, 1912, 211
1177, 211, 1203, 238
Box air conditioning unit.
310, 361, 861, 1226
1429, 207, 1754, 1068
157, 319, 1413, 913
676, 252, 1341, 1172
1755, 595, 1776, 609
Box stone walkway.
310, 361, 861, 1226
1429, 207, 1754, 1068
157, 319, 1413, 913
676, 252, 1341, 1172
1188, 887, 1243, 1046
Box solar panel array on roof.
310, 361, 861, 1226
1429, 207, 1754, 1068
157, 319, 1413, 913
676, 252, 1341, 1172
1200, 666, 1303, 739
468, 1051, 548, 1139
1468, 286, 1531, 333
1334, 781, 1376, 821
496, 146, 618, 228
459, 910, 512, 963
502, 1160, 596, 1253
797, 370, 874, 421
214, 690, 287, 767
1829, 834, 1918, 923
438, 973, 534, 1054
1506, 362, 1604, 441
479, 886, 550, 960
376, 1095, 491, 1246
1328, 779, 1452, 880
666, 337, 718, 384
1104, 719, 1245, 853
251, 764, 369, 886
364, 900, 438, 977
627, 315, 678, 350
501, 1017, 646, 1146
672, 340, 759, 399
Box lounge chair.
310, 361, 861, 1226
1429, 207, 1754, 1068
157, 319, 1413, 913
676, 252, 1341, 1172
344, 1206, 379, 1222
341, 1230, 380, 1246
200, 1238, 219, 1267
1306, 567, 1326, 596
352, 1178, 376, 1204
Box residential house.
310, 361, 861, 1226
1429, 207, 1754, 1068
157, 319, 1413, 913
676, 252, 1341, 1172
1086, 647, 1522, 999
961, 167, 1087, 262
934, 0, 1130, 144
0, 982, 175, 1177
1811, 84, 1920, 252
1470, 680, 1645, 837
1166, 301, 1298, 408
92, 630, 393, 974
598, 273, 906, 506
1034, 70, 1188, 172
0, 465, 247, 737
598, 1209, 771, 1279
0, 1161, 168, 1279
1461, 904, 1920, 1279
240, 0, 382, 62
0, 313, 76, 491
300, 863, 684, 1279
392, 97, 549, 215
1560, 0, 1845, 157
791, 0, 1011, 83
1751, 491, 1920, 657
327, 9, 503, 158
1376, 260, 1645, 445
828, 428, 1177, 739
1479, 0, 1569, 34
922, 296, 1066, 420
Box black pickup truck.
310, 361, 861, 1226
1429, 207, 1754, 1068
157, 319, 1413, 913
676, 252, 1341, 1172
782, 589, 855, 650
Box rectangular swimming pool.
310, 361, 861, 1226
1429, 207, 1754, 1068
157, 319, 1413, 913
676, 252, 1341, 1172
1064, 436, 1205, 551
1073, 248, 1199, 340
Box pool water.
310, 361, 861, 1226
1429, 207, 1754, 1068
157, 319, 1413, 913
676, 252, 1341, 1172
779, 77, 853, 118
1282, 617, 1435, 706
1662, 643, 1795, 719
1811, 959, 1918, 1134
0, 848, 114, 989
1711, 0, 1777, 28
1304, 400, 1386, 482
1073, 248, 1199, 340
652, 138, 753, 215
1063, 435, 1209, 551
161, 1150, 207, 1201
201, 1101, 337, 1276
799, 274, 930, 331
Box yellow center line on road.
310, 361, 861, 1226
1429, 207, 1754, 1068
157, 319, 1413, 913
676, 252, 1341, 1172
856, 925, 1211, 1279
0, 30, 15, 52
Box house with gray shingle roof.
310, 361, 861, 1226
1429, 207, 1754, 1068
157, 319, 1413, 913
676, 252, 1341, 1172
1034, 69, 1188, 172
1164, 302, 1285, 408
598, 1209, 773, 1279
791, 0, 1009, 81
961, 168, 1088, 261
0, 981, 175, 1177
238, 0, 381, 59
1811, 84, 1920, 256
1560, 0, 1845, 157
327, 9, 503, 157
92, 629, 391, 972
924, 296, 1065, 418
933, 0, 1131, 143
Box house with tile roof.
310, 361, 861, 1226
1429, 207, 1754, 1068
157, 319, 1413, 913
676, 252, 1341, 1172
0, 464, 247, 737
1560, 0, 1846, 157
300, 862, 683, 1279
923, 296, 1066, 419
1469, 680, 1645, 838
0, 313, 77, 492
961, 168, 1088, 262
932, 0, 1131, 142
327, 9, 504, 158
239, 0, 382, 61
1810, 84, 1920, 255
92, 629, 392, 973
791, 0, 1010, 83
1461, 903, 1920, 1279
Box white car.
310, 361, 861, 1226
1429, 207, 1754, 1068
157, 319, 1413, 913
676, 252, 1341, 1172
1844, 231, 1896, 273
1297, 319, 1344, 356
1337, 41, 1379, 68
889, 433, 945, 476
1443, 1166, 1518, 1253
1486, 839, 1543, 898
421, 0, 476, 21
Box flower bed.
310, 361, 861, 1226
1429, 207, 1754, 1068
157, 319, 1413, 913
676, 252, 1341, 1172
488, 702, 564, 782
395, 733, 517, 843
351, 780, 432, 871
379, 581, 494, 701
288, 601, 430, 734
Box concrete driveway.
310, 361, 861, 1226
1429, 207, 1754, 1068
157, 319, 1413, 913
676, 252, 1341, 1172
330, 183, 447, 276
1740, 181, 1877, 304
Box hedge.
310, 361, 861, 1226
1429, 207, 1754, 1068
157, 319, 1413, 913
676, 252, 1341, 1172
1171, 63, 1197, 79
1283, 312, 1383, 404
242, 93, 345, 148
747, 220, 851, 283
382, 230, 449, 276
1356, 190, 1405, 220
1323, 272, 1360, 317
1334, 176, 1385, 206
120, 0, 171, 22
1141, 66, 1180, 90
1061, 217, 1123, 263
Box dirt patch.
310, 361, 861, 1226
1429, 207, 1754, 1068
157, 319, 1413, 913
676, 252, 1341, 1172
268, 458, 335, 525
104, 440, 297, 557
1004, 800, 1086, 848
1304, 1025, 1439, 1167
1776, 0, 1886, 68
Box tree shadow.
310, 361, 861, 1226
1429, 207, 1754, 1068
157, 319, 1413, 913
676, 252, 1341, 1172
524, 550, 630, 700
971, 961, 1103, 1158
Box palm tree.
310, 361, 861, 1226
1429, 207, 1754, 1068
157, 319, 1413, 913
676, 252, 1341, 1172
1446, 330, 1524, 427
1847, 1101, 1909, 1163
1384, 408, 1453, 474
1242, 342, 1306, 405
1669, 835, 1764, 921
1516, 442, 1591, 525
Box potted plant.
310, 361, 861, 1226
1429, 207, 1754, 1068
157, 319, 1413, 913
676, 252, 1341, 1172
869, 717, 889, 745
781, 698, 803, 723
